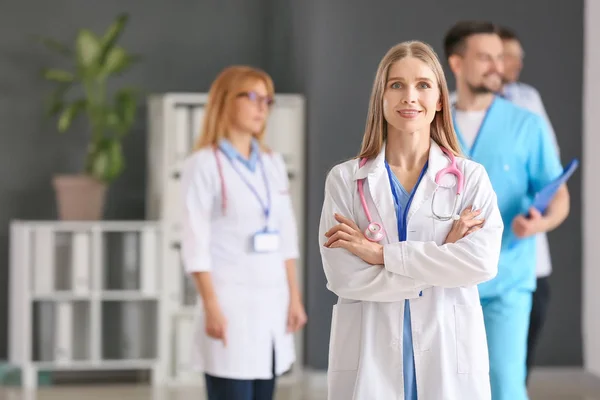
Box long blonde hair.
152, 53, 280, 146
358, 41, 462, 160
193, 65, 275, 151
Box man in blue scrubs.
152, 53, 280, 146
443, 21, 570, 400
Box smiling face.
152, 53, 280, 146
382, 56, 442, 136
451, 33, 505, 94
358, 41, 463, 160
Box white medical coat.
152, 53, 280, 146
181, 147, 299, 379
319, 140, 504, 400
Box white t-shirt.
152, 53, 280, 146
454, 110, 486, 149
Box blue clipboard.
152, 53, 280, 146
529, 158, 579, 215
508, 158, 578, 250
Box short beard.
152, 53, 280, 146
467, 83, 494, 95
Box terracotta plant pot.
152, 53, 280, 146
52, 175, 107, 220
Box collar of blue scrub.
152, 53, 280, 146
451, 94, 500, 156
218, 138, 261, 172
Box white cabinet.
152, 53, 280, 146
146, 93, 306, 386
9, 221, 162, 388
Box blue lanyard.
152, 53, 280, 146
225, 154, 271, 227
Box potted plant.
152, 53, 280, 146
38, 13, 140, 220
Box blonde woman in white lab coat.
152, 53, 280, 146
181, 65, 307, 400
319, 41, 504, 400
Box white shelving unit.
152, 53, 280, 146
146, 93, 306, 387
9, 221, 162, 389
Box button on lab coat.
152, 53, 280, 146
319, 140, 504, 400
181, 147, 299, 380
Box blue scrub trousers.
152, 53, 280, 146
481, 290, 533, 400
404, 300, 418, 400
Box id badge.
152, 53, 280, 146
252, 230, 280, 253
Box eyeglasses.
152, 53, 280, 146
237, 91, 275, 107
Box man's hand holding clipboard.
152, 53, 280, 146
511, 159, 578, 245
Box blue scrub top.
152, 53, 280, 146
385, 160, 428, 400
452, 96, 563, 298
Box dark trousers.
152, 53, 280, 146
205, 350, 277, 400
526, 276, 551, 384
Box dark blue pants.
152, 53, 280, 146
205, 350, 277, 400
526, 276, 551, 384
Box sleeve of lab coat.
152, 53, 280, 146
383, 163, 503, 288
180, 153, 215, 274
273, 153, 300, 260
319, 164, 430, 302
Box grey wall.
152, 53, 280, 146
0, 0, 583, 370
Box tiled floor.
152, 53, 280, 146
1, 369, 600, 399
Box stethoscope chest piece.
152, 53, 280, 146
431, 190, 462, 222
364, 222, 384, 242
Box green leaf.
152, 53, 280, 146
98, 13, 129, 66
42, 69, 74, 83
76, 29, 101, 70
46, 98, 64, 118
102, 46, 126, 74
102, 46, 136, 76
106, 110, 120, 131
57, 99, 87, 133
114, 88, 137, 134
45, 82, 71, 118
90, 149, 109, 181
106, 139, 124, 179
32, 35, 72, 57
90, 139, 124, 182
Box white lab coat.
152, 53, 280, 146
181, 147, 299, 380
319, 140, 504, 400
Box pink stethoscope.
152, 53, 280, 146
214, 147, 229, 215
358, 146, 465, 242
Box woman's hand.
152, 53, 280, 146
204, 300, 228, 346
444, 206, 485, 244
287, 296, 308, 333
324, 213, 384, 265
